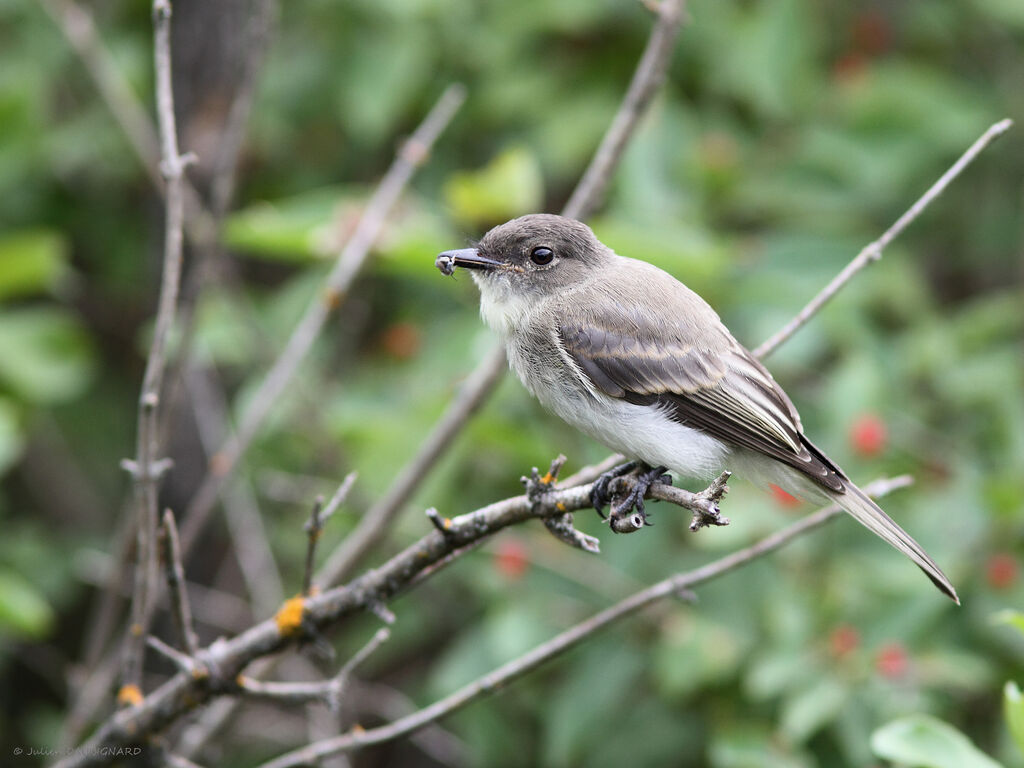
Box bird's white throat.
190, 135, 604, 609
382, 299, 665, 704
472, 272, 538, 338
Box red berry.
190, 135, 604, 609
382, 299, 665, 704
850, 414, 887, 458
828, 624, 860, 659
770, 484, 802, 509
494, 539, 528, 580
875, 642, 908, 679
986, 553, 1018, 590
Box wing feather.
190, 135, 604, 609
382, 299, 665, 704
557, 299, 845, 493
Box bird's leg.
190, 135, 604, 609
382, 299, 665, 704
589, 460, 639, 518
609, 464, 672, 534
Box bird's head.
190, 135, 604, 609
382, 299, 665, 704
436, 214, 611, 305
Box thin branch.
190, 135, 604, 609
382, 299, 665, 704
318, 0, 690, 586
179, 83, 467, 555
36, 0, 215, 242
562, 0, 687, 221
147, 635, 196, 674
160, 510, 198, 656
317, 344, 507, 586
118, 0, 191, 699
238, 627, 390, 710
55, 467, 747, 767
254, 476, 913, 768
350, 681, 469, 767
753, 117, 1013, 360
208, 0, 278, 218
304, 473, 357, 596
186, 364, 285, 616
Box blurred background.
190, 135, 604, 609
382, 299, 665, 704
1, 0, 1023, 765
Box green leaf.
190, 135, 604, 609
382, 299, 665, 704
1004, 682, 1024, 757
0, 570, 55, 638
222, 187, 345, 261
871, 714, 1004, 768
0, 397, 22, 475
0, 229, 68, 300
0, 308, 95, 403
443, 146, 543, 227
780, 677, 848, 744
653, 614, 743, 699
992, 610, 1024, 639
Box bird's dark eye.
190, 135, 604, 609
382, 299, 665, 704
530, 246, 554, 265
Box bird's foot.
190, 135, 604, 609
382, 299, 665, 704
590, 461, 639, 518
608, 465, 672, 534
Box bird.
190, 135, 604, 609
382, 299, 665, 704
435, 213, 958, 603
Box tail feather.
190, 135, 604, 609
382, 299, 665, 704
836, 480, 959, 604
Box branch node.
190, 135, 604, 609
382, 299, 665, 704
689, 471, 731, 532
543, 514, 601, 554
521, 454, 568, 506
425, 507, 456, 541
120, 456, 174, 481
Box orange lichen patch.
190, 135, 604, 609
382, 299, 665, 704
275, 596, 306, 635
117, 684, 143, 707
540, 472, 554, 484
442, 517, 452, 529
555, 501, 567, 512
129, 622, 144, 637
351, 723, 365, 734
236, 674, 249, 687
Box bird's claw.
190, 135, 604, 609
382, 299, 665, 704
590, 461, 639, 518
607, 465, 671, 534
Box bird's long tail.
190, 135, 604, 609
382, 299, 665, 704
835, 479, 959, 604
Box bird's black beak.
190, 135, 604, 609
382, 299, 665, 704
435, 248, 502, 276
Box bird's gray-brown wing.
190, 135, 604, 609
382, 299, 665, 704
557, 293, 845, 492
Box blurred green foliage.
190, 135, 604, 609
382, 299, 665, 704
1, 0, 1022, 764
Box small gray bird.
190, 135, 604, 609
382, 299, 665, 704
436, 214, 957, 603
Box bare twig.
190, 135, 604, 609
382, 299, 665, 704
160, 510, 199, 656
317, 346, 507, 586
238, 627, 390, 710
186, 365, 285, 617
208, 0, 278, 217
253, 476, 913, 768
753, 118, 1013, 360
179, 84, 467, 554
36, 0, 215, 242
349, 681, 469, 766
304, 474, 357, 596
118, 0, 191, 700
147, 635, 196, 674
318, 0, 691, 586
562, 0, 687, 221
